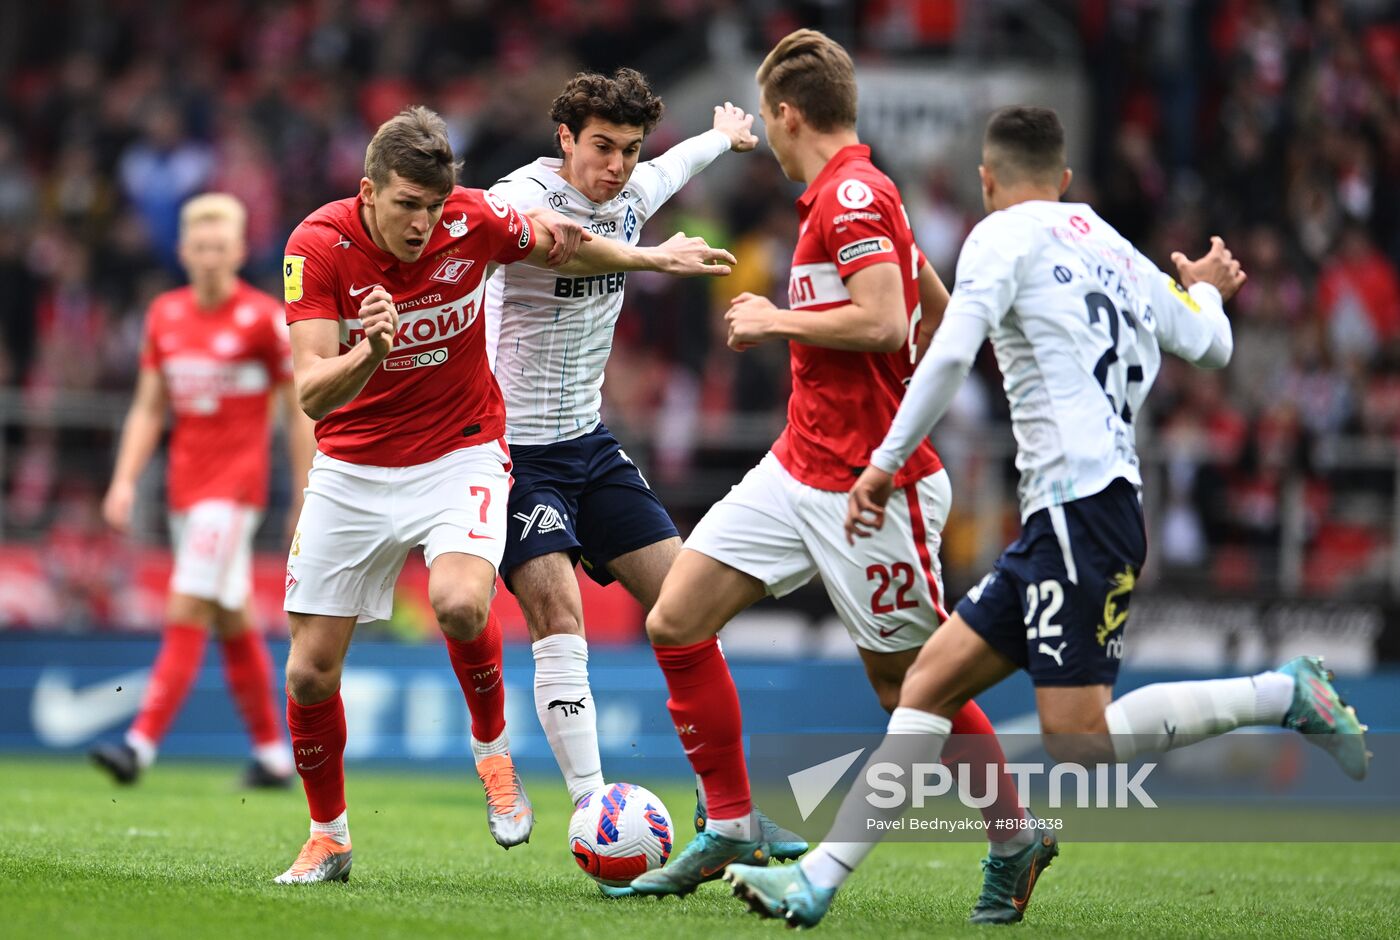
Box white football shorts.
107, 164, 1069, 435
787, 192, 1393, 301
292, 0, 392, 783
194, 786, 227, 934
284, 440, 511, 623
169, 500, 262, 610
685, 452, 951, 653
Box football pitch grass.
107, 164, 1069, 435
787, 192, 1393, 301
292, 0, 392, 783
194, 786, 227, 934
2, 758, 1397, 939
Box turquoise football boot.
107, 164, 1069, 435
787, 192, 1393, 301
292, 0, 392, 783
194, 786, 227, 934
968, 818, 1059, 924
629, 829, 769, 897
725, 860, 835, 928
1278, 656, 1370, 781
693, 784, 809, 862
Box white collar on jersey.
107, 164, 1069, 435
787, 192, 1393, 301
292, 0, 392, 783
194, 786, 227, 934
530, 157, 625, 211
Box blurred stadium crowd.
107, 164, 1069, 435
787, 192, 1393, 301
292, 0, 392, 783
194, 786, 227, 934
0, 0, 1398, 607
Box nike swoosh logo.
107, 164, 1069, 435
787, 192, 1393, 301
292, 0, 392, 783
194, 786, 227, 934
878, 624, 907, 638
31, 667, 151, 746
682, 742, 706, 755
1012, 856, 1048, 911
699, 856, 739, 878
297, 757, 330, 772
475, 678, 502, 695
467, 530, 494, 540
348, 284, 375, 297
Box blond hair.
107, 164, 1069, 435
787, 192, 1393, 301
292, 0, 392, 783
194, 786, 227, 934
756, 29, 857, 131
179, 193, 247, 239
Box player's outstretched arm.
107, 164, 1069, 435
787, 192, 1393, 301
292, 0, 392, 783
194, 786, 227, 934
103, 367, 168, 534
291, 287, 398, 421
726, 261, 906, 353
527, 214, 735, 278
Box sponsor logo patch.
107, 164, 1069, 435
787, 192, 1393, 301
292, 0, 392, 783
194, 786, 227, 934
383, 348, 449, 371
837, 236, 894, 265
485, 192, 511, 219
836, 179, 875, 209
282, 256, 305, 303
518, 216, 532, 249
832, 210, 882, 225
1166, 275, 1201, 312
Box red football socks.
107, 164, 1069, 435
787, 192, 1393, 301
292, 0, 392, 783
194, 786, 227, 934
944, 699, 1028, 841
286, 690, 347, 822
130, 623, 208, 744
654, 637, 751, 821
445, 608, 507, 743
220, 630, 282, 747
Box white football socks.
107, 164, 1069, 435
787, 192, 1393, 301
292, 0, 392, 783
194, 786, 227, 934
125, 731, 156, 769
706, 814, 755, 841
532, 634, 604, 803
1104, 671, 1295, 760
311, 810, 350, 846
802, 707, 953, 891
471, 729, 511, 764
253, 741, 294, 776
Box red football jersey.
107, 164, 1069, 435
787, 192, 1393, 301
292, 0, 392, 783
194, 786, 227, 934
774, 145, 943, 491
139, 281, 291, 511
283, 186, 535, 466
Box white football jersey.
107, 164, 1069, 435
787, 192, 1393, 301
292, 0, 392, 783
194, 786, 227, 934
486, 130, 730, 444
949, 201, 1223, 519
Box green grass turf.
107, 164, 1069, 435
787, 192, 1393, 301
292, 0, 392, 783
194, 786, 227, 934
1, 757, 1397, 939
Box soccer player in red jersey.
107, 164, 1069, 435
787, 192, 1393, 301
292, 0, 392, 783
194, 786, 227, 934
630, 31, 1031, 899
274, 106, 733, 884
91, 193, 314, 789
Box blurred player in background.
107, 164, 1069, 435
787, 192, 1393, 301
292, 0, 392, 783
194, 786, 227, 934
90, 193, 313, 789
631, 30, 1030, 899
485, 69, 805, 891
725, 105, 1370, 928
275, 106, 734, 884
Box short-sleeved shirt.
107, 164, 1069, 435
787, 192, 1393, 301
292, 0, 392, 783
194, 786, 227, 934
140, 281, 290, 510
283, 186, 536, 467
774, 144, 943, 492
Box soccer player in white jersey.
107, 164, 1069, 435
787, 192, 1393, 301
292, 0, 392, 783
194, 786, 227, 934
484, 69, 807, 891
725, 106, 1370, 928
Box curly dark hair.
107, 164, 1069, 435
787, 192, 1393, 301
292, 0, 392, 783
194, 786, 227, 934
549, 68, 665, 154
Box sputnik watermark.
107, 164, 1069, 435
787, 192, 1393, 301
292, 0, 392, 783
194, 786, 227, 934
863, 761, 1159, 811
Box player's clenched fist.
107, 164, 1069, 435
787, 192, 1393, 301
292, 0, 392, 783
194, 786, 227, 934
359, 286, 398, 360
1171, 235, 1248, 302
656, 232, 736, 277
725, 291, 777, 350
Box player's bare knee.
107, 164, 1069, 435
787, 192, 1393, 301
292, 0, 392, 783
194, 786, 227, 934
285, 657, 340, 705
645, 604, 702, 647
434, 593, 490, 642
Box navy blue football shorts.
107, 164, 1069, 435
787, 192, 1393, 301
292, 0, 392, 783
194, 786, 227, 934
955, 478, 1147, 687
501, 423, 679, 589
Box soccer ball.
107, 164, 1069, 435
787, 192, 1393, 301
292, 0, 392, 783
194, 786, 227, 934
568, 782, 673, 886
